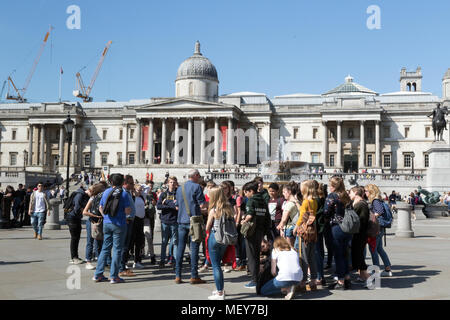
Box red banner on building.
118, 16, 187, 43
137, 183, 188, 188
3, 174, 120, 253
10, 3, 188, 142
142, 126, 148, 151
221, 126, 227, 152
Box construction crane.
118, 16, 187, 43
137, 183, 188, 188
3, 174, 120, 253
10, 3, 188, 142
73, 40, 112, 102
6, 26, 53, 103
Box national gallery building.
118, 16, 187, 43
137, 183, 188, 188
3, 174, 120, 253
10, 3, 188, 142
0, 41, 449, 181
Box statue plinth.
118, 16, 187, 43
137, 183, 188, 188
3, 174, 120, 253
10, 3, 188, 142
426, 142, 450, 193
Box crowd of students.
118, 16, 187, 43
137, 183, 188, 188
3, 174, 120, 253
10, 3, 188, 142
18, 169, 402, 300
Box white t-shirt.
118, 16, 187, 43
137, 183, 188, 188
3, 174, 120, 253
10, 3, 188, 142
34, 191, 46, 213
134, 196, 146, 219
271, 248, 302, 282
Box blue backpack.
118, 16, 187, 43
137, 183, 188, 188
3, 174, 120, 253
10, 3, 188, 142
379, 202, 393, 228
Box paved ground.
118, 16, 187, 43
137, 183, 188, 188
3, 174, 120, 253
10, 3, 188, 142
1, 211, 450, 300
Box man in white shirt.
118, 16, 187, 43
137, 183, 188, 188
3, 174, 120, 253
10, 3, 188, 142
28, 182, 50, 240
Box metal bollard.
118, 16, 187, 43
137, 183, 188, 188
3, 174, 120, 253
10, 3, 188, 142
395, 202, 414, 238
45, 198, 62, 230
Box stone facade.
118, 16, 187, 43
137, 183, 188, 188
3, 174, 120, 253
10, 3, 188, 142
0, 42, 449, 183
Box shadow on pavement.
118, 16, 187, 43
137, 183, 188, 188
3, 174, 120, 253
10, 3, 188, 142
0, 260, 44, 265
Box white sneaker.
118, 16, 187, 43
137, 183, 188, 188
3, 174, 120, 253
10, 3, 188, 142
198, 265, 209, 273
85, 262, 96, 270
223, 266, 232, 273
72, 258, 84, 265
285, 285, 295, 300
208, 291, 225, 300
133, 262, 145, 269
381, 270, 393, 277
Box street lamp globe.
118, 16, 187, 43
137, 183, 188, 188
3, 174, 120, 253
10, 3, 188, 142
63, 113, 74, 134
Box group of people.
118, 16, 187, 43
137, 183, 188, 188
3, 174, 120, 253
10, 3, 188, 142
19, 168, 404, 301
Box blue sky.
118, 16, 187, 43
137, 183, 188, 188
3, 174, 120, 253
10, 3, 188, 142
1, 0, 449, 102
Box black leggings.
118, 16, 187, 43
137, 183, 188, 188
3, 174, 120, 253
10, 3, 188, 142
351, 233, 368, 271
131, 217, 145, 263
68, 219, 82, 260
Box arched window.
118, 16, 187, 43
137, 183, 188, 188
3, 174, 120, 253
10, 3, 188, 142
407, 83, 411, 91
189, 82, 194, 96
413, 82, 417, 92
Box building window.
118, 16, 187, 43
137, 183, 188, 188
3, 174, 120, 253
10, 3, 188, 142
311, 153, 320, 163
85, 129, 91, 140
329, 154, 335, 167
102, 130, 107, 140
27, 128, 29, 140
329, 128, 336, 141
425, 126, 431, 138
404, 127, 410, 138
130, 129, 135, 140
101, 153, 108, 166
383, 126, 390, 138
348, 128, 354, 139
189, 82, 194, 96
117, 152, 123, 166
367, 154, 373, 167
128, 153, 135, 165
12, 130, 17, 141
119, 129, 123, 140
84, 153, 91, 167
10, 153, 17, 166
383, 154, 391, 168
291, 152, 301, 161
424, 153, 429, 168
366, 127, 374, 140
293, 128, 298, 140
312, 128, 318, 140
404, 154, 412, 168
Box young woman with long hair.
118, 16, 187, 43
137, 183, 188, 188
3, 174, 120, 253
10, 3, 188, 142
205, 186, 235, 300
324, 176, 352, 290
277, 183, 299, 249
365, 184, 393, 277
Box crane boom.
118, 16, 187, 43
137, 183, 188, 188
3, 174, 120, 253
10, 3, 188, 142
73, 40, 112, 102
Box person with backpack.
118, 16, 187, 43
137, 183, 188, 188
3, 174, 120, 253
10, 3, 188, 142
277, 183, 299, 249
294, 180, 319, 291
349, 186, 370, 283
324, 176, 353, 290
131, 184, 146, 269
205, 186, 237, 300
156, 176, 178, 268
93, 173, 132, 284
365, 184, 393, 277
28, 182, 50, 240
144, 180, 158, 264
65, 185, 90, 265
313, 181, 328, 287
241, 181, 271, 289
260, 237, 302, 300
82, 182, 107, 270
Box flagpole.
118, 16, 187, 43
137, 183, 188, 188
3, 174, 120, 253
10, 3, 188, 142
59, 67, 62, 102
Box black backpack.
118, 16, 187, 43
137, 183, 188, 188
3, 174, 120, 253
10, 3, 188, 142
103, 187, 123, 217
63, 192, 78, 214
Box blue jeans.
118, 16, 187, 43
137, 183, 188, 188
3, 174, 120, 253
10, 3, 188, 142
119, 221, 133, 273
95, 223, 127, 279
235, 225, 246, 267
31, 212, 46, 235
261, 278, 300, 296
161, 222, 178, 263
370, 228, 392, 269
85, 220, 103, 262
315, 232, 325, 280
176, 223, 200, 279
331, 224, 352, 280
208, 230, 228, 291
445, 200, 450, 211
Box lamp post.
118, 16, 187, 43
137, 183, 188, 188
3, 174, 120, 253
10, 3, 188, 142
63, 113, 74, 200
411, 152, 415, 175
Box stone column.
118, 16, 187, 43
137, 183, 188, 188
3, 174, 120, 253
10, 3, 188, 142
174, 118, 180, 165
28, 124, 33, 166
71, 126, 77, 166
395, 202, 414, 238
147, 119, 154, 165
337, 121, 342, 168
44, 198, 62, 230
322, 121, 328, 166
214, 118, 220, 165
136, 119, 142, 164
122, 123, 128, 165
200, 117, 206, 165
375, 120, 380, 168
360, 120, 365, 170
227, 117, 234, 165
161, 118, 167, 164
40, 125, 45, 166
187, 118, 193, 165
59, 125, 64, 167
